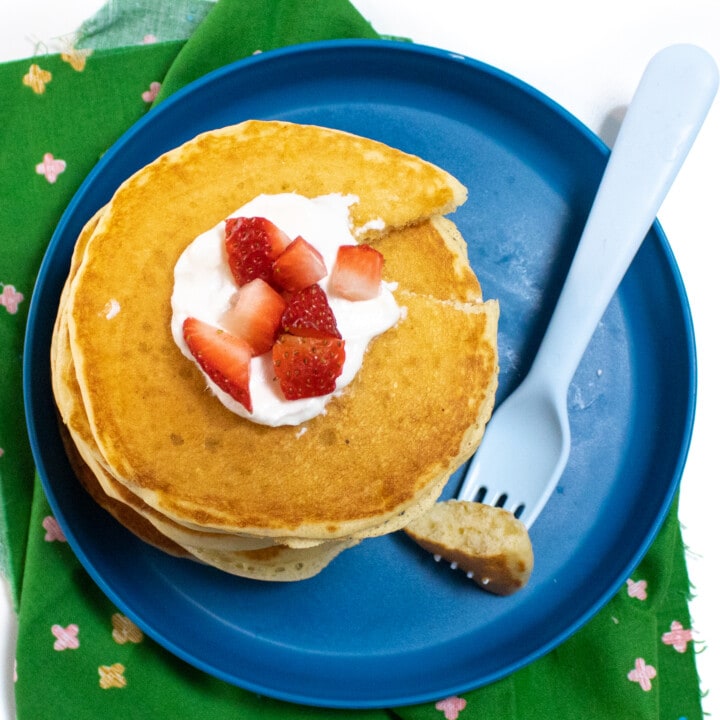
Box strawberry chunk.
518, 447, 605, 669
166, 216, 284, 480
271, 235, 328, 292
225, 216, 291, 286
183, 317, 253, 412
222, 278, 287, 355
281, 284, 340, 339
328, 244, 384, 301
272, 334, 345, 400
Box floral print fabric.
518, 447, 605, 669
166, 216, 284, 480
0, 1, 705, 718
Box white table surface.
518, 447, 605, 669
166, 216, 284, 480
1, 1, 718, 717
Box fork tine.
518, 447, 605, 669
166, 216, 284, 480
458, 457, 528, 519
458, 454, 512, 506
481, 489, 526, 519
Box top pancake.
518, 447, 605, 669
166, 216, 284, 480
64, 120, 498, 540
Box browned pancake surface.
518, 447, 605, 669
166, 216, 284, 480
62, 120, 498, 541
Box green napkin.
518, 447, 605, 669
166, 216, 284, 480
0, 0, 704, 717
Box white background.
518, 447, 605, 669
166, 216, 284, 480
0, 0, 718, 717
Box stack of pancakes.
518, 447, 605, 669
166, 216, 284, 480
51, 120, 499, 581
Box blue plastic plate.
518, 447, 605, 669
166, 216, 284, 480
24, 40, 696, 708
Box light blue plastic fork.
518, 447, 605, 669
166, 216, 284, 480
458, 44, 718, 529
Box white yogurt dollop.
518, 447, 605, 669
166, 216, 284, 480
171, 193, 402, 426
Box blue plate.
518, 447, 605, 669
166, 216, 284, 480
24, 40, 696, 708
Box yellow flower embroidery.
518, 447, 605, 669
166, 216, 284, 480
61, 46, 92, 72
98, 663, 127, 689
111, 613, 143, 644
22, 64, 52, 94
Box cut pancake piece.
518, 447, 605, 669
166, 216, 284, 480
369, 216, 482, 303
404, 500, 534, 595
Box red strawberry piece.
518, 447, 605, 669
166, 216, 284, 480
271, 235, 328, 292
328, 244, 384, 301
183, 317, 253, 412
225, 216, 291, 286
281, 284, 341, 339
222, 278, 287, 355
272, 334, 346, 400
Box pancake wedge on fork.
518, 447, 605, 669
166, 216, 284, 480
53, 120, 500, 581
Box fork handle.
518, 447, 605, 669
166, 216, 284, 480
530, 44, 718, 391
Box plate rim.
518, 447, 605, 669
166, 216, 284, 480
23, 37, 697, 708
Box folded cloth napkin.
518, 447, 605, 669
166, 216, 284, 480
0, 0, 705, 717
75, 0, 216, 49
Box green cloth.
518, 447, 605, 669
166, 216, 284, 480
0, 0, 704, 717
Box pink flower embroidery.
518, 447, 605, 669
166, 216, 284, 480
0, 284, 24, 314
42, 516, 66, 542
627, 657, 656, 691
662, 620, 693, 653
142, 34, 158, 44
51, 624, 79, 651
626, 578, 647, 600
436, 696, 467, 719
36, 153, 66, 184
99, 663, 127, 689
142, 81, 161, 103
22, 63, 52, 94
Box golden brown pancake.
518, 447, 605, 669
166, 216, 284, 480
55, 262, 362, 578
54, 120, 500, 579
55, 256, 386, 577
52, 212, 308, 552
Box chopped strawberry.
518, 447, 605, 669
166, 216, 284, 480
222, 278, 287, 355
281, 284, 340, 339
328, 244, 384, 301
182, 317, 253, 412
225, 216, 291, 286
271, 236, 328, 292
272, 334, 346, 400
